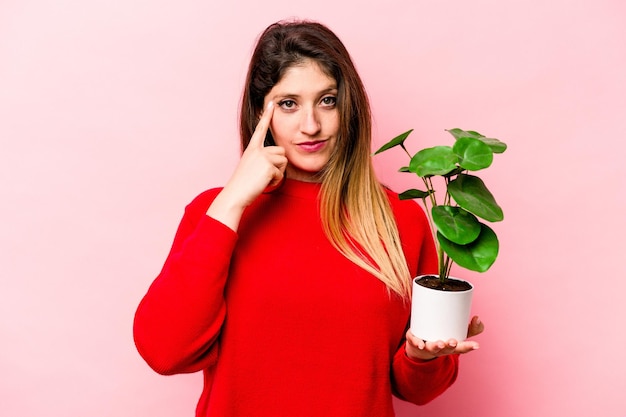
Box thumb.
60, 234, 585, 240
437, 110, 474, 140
467, 316, 485, 338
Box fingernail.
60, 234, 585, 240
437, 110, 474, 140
267, 101, 274, 110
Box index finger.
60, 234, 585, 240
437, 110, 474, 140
249, 101, 275, 148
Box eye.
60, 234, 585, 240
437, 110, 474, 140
321, 96, 337, 107
278, 99, 296, 109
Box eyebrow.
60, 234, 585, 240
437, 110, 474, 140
272, 86, 338, 99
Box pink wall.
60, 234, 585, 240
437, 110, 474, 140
1, 0, 625, 416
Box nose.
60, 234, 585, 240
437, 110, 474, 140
299, 108, 321, 136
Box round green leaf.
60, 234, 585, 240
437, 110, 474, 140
409, 146, 458, 177
446, 128, 507, 154
432, 206, 481, 245
374, 129, 413, 155
453, 137, 493, 171
479, 137, 508, 154
448, 174, 503, 222
443, 166, 464, 178
447, 128, 484, 141
399, 189, 431, 200
437, 224, 499, 272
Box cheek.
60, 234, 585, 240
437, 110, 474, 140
325, 112, 340, 134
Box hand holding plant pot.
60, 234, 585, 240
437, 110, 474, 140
375, 128, 507, 342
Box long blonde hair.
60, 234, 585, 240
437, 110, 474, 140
240, 20, 412, 299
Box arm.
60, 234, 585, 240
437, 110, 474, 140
133, 101, 286, 375
391, 349, 459, 405
133, 193, 236, 375
390, 207, 484, 404
390, 225, 459, 404
393, 316, 484, 404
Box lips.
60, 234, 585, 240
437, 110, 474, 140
297, 140, 327, 152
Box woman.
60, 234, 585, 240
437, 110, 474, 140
133, 20, 484, 416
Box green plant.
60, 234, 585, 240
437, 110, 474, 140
375, 128, 507, 284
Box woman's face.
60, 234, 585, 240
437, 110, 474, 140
262, 60, 339, 182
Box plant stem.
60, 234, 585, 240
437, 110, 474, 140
401, 144, 411, 159
444, 177, 451, 206
420, 177, 446, 283
425, 177, 437, 207
438, 248, 446, 284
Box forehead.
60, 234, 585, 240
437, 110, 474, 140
271, 60, 337, 95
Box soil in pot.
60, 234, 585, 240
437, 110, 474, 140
416, 276, 472, 292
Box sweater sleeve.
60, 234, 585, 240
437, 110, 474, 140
390, 199, 460, 404
391, 350, 459, 405
133, 190, 236, 375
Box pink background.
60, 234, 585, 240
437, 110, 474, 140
1, 0, 625, 416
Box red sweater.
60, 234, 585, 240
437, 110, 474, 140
134, 179, 459, 416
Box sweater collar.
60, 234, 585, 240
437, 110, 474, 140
273, 178, 321, 199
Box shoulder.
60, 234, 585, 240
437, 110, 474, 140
382, 186, 429, 228
184, 187, 224, 216
381, 185, 436, 274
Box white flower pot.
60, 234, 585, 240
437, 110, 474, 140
410, 275, 474, 342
